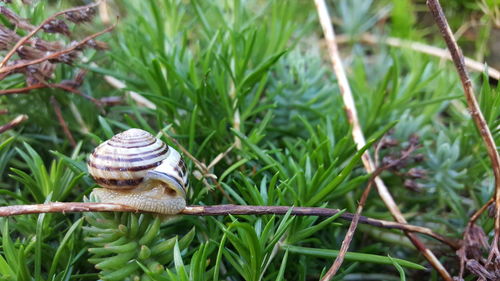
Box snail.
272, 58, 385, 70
87, 128, 188, 214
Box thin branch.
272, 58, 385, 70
322, 144, 418, 280
229, 81, 242, 149
104, 75, 157, 109
0, 6, 36, 31
0, 114, 28, 133
50, 83, 101, 106
0, 23, 115, 75
313, 0, 453, 280
427, 0, 500, 263
0, 202, 459, 248
335, 33, 500, 80
322, 170, 378, 280
0, 84, 47, 95
0, 83, 101, 106
50, 96, 76, 147
0, 1, 101, 68
160, 130, 235, 203
470, 198, 495, 225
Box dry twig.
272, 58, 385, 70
427, 0, 500, 278
160, 130, 235, 203
335, 33, 500, 80
0, 1, 101, 68
0, 23, 115, 75
0, 202, 459, 248
50, 96, 76, 147
324, 142, 419, 278
0, 83, 101, 106
104, 75, 156, 109
313, 0, 452, 280
0, 114, 28, 133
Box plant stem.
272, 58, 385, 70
0, 23, 115, 75
427, 0, 500, 263
50, 96, 76, 147
0, 1, 101, 68
313, 0, 452, 280
335, 33, 500, 80
0, 114, 28, 133
0, 202, 459, 249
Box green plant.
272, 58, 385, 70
0, 0, 498, 280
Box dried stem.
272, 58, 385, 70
229, 81, 242, 149
335, 33, 500, 80
0, 1, 101, 68
0, 6, 36, 31
322, 144, 418, 280
160, 130, 235, 203
104, 75, 157, 109
50, 96, 76, 147
470, 198, 495, 225
322, 170, 378, 280
0, 83, 101, 106
314, 0, 452, 279
0, 23, 115, 75
0, 84, 47, 95
0, 202, 459, 248
0, 114, 28, 133
427, 0, 500, 263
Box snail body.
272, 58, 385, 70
87, 128, 188, 214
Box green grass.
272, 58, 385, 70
0, 0, 499, 280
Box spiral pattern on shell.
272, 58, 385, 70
87, 128, 183, 190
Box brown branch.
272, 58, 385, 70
0, 202, 459, 248
0, 23, 115, 74
0, 6, 36, 31
104, 75, 156, 109
0, 83, 101, 106
322, 144, 418, 280
335, 33, 500, 80
160, 130, 235, 203
0, 84, 46, 95
50, 96, 76, 147
0, 1, 101, 68
322, 169, 378, 280
313, 0, 452, 280
0, 114, 28, 133
50, 83, 101, 106
427, 0, 500, 264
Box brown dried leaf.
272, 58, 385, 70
64, 7, 96, 23
0, 25, 20, 50
42, 19, 70, 36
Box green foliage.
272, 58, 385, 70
84, 211, 195, 280
0, 0, 498, 280
9, 143, 85, 203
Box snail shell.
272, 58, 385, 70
87, 128, 188, 214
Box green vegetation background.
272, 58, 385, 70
0, 0, 499, 280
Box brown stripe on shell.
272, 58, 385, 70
173, 165, 184, 179
106, 138, 156, 148
109, 137, 157, 144
91, 143, 168, 161
178, 159, 186, 175
171, 177, 185, 191
88, 160, 162, 172
94, 177, 144, 189
113, 131, 150, 139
